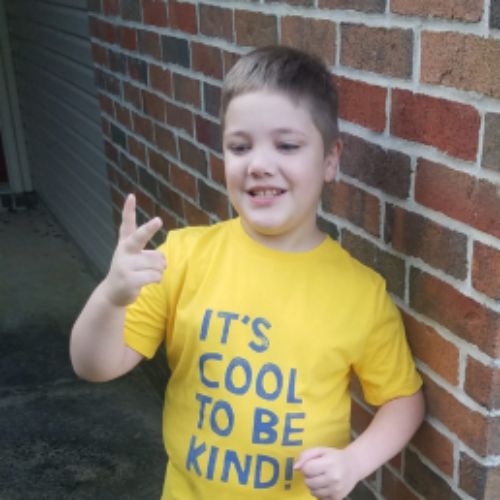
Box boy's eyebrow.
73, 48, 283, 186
224, 128, 306, 137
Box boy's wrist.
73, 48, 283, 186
97, 279, 126, 309
343, 440, 371, 484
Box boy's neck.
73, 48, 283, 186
238, 218, 326, 253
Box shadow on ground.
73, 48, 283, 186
0, 204, 165, 500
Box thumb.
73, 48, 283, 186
294, 447, 328, 470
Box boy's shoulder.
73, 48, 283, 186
327, 239, 387, 292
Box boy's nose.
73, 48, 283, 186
247, 150, 275, 177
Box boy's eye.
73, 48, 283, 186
227, 143, 250, 154
277, 142, 300, 152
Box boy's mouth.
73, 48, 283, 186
247, 188, 286, 198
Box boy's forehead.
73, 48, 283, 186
224, 89, 315, 129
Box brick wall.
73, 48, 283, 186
87, 1, 500, 498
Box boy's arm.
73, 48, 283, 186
70, 194, 166, 382
295, 389, 425, 500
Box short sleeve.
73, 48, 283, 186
353, 282, 422, 406
124, 240, 169, 359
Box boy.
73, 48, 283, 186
71, 46, 424, 499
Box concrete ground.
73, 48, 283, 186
0, 203, 166, 499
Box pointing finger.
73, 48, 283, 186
119, 194, 137, 241
125, 217, 163, 253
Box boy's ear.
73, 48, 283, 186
323, 139, 343, 182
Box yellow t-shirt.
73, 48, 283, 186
124, 218, 422, 499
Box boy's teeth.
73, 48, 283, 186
254, 189, 279, 197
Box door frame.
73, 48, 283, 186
0, 0, 32, 195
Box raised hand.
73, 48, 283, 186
294, 447, 360, 500
102, 194, 166, 307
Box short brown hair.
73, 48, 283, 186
221, 45, 339, 150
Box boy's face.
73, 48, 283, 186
223, 90, 341, 251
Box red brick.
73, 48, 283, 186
340, 134, 412, 199
119, 153, 137, 181
472, 242, 500, 300
121, 0, 142, 22
99, 94, 113, 116
148, 148, 170, 179
280, 16, 336, 64
198, 180, 230, 219
483, 113, 500, 173
132, 112, 154, 142
484, 464, 500, 498
223, 50, 241, 77
149, 64, 172, 96
184, 199, 210, 225
170, 163, 197, 199
166, 102, 193, 134
209, 154, 225, 186
142, 90, 166, 122
382, 468, 420, 500
108, 50, 126, 74
459, 452, 491, 499
322, 180, 380, 236
392, 91, 480, 160
192, 42, 223, 80
93, 19, 117, 44
114, 102, 131, 128
169, 0, 197, 34
410, 269, 500, 357
415, 159, 500, 238
118, 26, 137, 51
91, 43, 108, 66
104, 140, 118, 164
392, 0, 483, 21
336, 76, 386, 132
137, 29, 162, 60
143, 0, 168, 27
156, 206, 178, 231
179, 138, 207, 175
173, 73, 201, 108
341, 25, 412, 78
465, 357, 500, 410
405, 449, 462, 499
157, 180, 184, 216
385, 205, 467, 279
128, 136, 146, 164
421, 32, 500, 99
320, 0, 385, 11
103, 0, 119, 16
102, 20, 117, 45
351, 399, 374, 436
235, 10, 278, 47
402, 313, 459, 386
341, 229, 405, 297
196, 115, 222, 153
412, 421, 454, 477
200, 4, 233, 42
154, 124, 177, 157
136, 189, 156, 218
123, 82, 142, 110
423, 375, 500, 456
128, 57, 148, 84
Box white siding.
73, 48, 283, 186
6, 0, 114, 273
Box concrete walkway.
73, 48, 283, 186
0, 203, 165, 499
